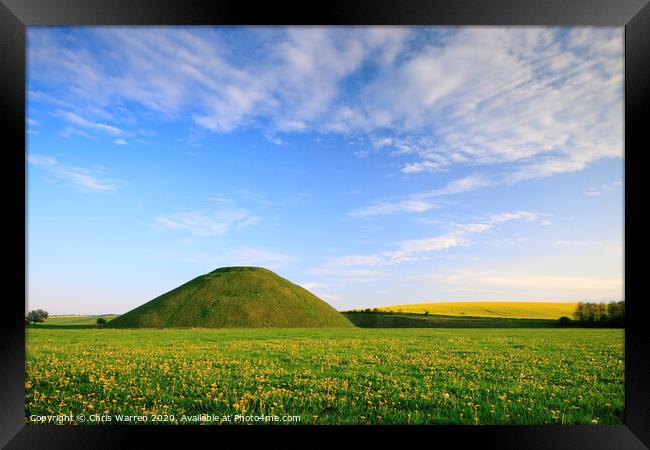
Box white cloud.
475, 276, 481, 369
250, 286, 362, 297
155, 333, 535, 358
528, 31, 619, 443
348, 197, 439, 217
59, 127, 91, 138
401, 160, 445, 173
113, 138, 128, 145
29, 27, 410, 138
488, 211, 540, 224
327, 210, 543, 267
155, 207, 260, 236
27, 154, 120, 192
54, 109, 123, 136
434, 174, 493, 195
29, 27, 622, 190
264, 133, 285, 145
357, 28, 621, 189
553, 240, 587, 247
348, 174, 489, 217
584, 180, 623, 197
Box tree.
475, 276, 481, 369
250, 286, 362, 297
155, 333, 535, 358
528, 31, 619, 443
25, 309, 49, 325
595, 303, 608, 323
571, 301, 624, 327
96, 317, 107, 326
584, 303, 599, 323
573, 302, 587, 322
558, 316, 572, 326
606, 301, 625, 326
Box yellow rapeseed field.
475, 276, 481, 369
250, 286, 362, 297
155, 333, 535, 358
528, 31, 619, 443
377, 302, 577, 320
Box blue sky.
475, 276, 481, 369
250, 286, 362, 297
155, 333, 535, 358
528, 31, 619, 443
26, 27, 624, 315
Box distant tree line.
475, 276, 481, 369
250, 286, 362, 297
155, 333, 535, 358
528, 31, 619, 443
347, 308, 393, 314
558, 301, 624, 327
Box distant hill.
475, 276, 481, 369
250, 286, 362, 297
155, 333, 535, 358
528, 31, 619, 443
373, 302, 577, 320
107, 267, 353, 328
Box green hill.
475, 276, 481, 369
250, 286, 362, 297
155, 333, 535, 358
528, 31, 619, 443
107, 267, 353, 328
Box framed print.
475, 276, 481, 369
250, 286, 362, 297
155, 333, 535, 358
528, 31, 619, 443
1, 0, 648, 448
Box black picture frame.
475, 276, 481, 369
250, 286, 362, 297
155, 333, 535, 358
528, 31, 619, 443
2, 0, 648, 448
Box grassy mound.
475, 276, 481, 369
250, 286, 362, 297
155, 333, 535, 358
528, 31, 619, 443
107, 267, 353, 328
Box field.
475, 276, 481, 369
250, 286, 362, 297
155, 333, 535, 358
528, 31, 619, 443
343, 311, 562, 328
25, 327, 624, 425
376, 302, 577, 319
37, 315, 119, 327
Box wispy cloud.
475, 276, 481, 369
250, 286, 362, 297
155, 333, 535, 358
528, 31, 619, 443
488, 211, 540, 224
328, 210, 544, 267
584, 180, 623, 197
436, 174, 493, 195
349, 197, 440, 217
366, 29, 622, 180
27, 154, 120, 192
29, 27, 622, 196
553, 240, 587, 247
421, 270, 622, 293
348, 173, 489, 217
29, 27, 409, 138
54, 109, 123, 136
155, 209, 260, 236
264, 133, 285, 145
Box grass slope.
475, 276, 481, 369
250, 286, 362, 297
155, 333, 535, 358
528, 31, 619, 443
377, 301, 577, 320
107, 267, 352, 328
343, 312, 561, 328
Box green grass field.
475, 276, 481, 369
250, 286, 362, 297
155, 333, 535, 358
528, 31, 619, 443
29, 315, 119, 330
37, 315, 119, 326
343, 311, 563, 328
25, 327, 623, 425
376, 302, 577, 320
